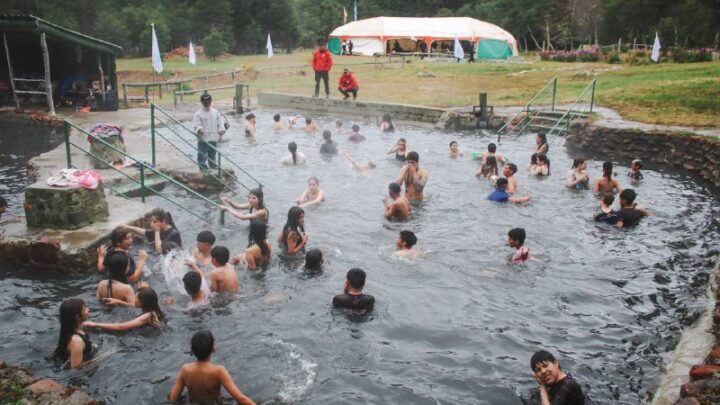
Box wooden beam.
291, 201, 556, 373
3, 33, 20, 109
40, 32, 55, 116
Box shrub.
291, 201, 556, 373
203, 30, 229, 61
539, 49, 599, 62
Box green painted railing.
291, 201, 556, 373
63, 120, 225, 224
547, 80, 596, 137
497, 77, 557, 138
150, 104, 263, 193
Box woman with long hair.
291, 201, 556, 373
295, 177, 325, 208
380, 114, 396, 133
96, 253, 136, 306
96, 226, 148, 283
593, 161, 623, 194
219, 188, 269, 222
54, 298, 91, 368
85, 288, 165, 331
532, 154, 551, 176
244, 219, 272, 270
386, 138, 407, 161
277, 206, 308, 255
280, 141, 306, 165
566, 158, 590, 189
124, 208, 182, 253
535, 133, 549, 155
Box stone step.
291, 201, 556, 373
109, 175, 168, 198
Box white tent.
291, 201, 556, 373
329, 17, 519, 59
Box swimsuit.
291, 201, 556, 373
395, 151, 406, 161
74, 331, 94, 362
627, 170, 643, 180
103, 248, 136, 277
571, 171, 589, 190
594, 210, 620, 225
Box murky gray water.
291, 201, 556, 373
0, 112, 718, 404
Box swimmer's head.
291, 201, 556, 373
107, 252, 130, 282
288, 141, 298, 153
196, 231, 216, 251
488, 143, 497, 153
530, 153, 539, 165
183, 271, 202, 297
496, 177, 509, 190
346, 268, 367, 290
450, 141, 458, 151
398, 230, 417, 249
161, 241, 179, 255
137, 287, 164, 321
150, 208, 176, 230
503, 163, 518, 177
530, 350, 559, 373
507, 227, 526, 248
602, 193, 615, 207
322, 130, 332, 141
248, 188, 265, 209
388, 182, 401, 197
619, 188, 637, 207
211, 246, 230, 266
352, 124, 360, 133
306, 117, 312, 125
406, 151, 419, 164
536, 132, 547, 145
273, 113, 281, 122
245, 113, 256, 121
368, 162, 377, 169
55, 298, 88, 358
397, 138, 407, 150
191, 330, 215, 361
308, 176, 320, 190
336, 120, 343, 128
602, 161, 613, 178
571, 158, 586, 169
288, 116, 297, 125
632, 159, 643, 170
305, 248, 324, 271
110, 226, 133, 249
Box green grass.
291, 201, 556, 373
117, 54, 720, 127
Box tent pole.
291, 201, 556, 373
40, 32, 55, 117
3, 33, 20, 109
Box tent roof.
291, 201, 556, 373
330, 17, 517, 51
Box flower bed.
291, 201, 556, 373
539, 49, 599, 62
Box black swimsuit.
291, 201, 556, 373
395, 151, 406, 161
74, 331, 93, 362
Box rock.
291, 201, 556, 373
417, 70, 435, 78
30, 237, 61, 267
674, 397, 701, 405
0, 365, 38, 386
707, 345, 720, 365
27, 379, 63, 395
689, 364, 720, 380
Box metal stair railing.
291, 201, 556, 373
63, 120, 226, 225
546, 80, 596, 137
497, 77, 557, 140
151, 104, 263, 193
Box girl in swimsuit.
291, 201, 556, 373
85, 288, 165, 331
386, 138, 407, 161
532, 154, 551, 176
244, 219, 272, 270
97, 226, 147, 283
593, 161, 623, 194
535, 133, 549, 155
476, 155, 499, 178
380, 114, 396, 133
278, 206, 308, 255
219, 188, 269, 222
566, 158, 590, 189
244, 113, 256, 137
97, 253, 136, 306
280, 141, 306, 165
527, 153, 540, 173
54, 298, 92, 368
124, 208, 182, 253
296, 177, 325, 208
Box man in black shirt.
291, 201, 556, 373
616, 188, 649, 228
531, 350, 585, 405
332, 268, 374, 312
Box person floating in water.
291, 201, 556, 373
593, 161, 622, 194
449, 141, 464, 158
503, 163, 519, 194
192, 231, 215, 268
383, 182, 411, 221
219, 188, 269, 223
530, 350, 585, 405
488, 178, 530, 204
192, 93, 225, 171
280, 141, 306, 165
627, 159, 643, 181
272, 113, 286, 130
332, 268, 375, 312
594, 193, 619, 225
125, 208, 182, 253
348, 124, 366, 142
566, 158, 590, 190
396, 151, 428, 201
394, 230, 418, 259
507, 228, 530, 264
244, 113, 256, 137
616, 188, 649, 228
341, 149, 376, 172
278, 207, 308, 255
85, 287, 165, 331
169, 330, 256, 404
188, 246, 238, 293
54, 298, 92, 369
97, 226, 147, 283
301, 117, 320, 133
296, 177, 325, 208
319, 130, 338, 155
387, 138, 408, 161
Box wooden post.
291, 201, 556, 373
3, 33, 20, 109
40, 33, 55, 117
123, 83, 128, 106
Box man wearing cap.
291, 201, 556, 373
192, 93, 225, 171
312, 41, 333, 98
338, 68, 359, 100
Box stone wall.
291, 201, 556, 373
0, 359, 97, 405
24, 182, 109, 230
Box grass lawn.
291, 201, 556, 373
117, 53, 720, 127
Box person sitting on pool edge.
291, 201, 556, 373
397, 151, 428, 202
192, 230, 215, 268
616, 188, 649, 228
531, 349, 585, 405
394, 230, 418, 259
124, 208, 182, 253
507, 228, 530, 264
169, 330, 256, 404
383, 182, 411, 221
488, 178, 530, 204
332, 268, 375, 312
319, 130, 338, 155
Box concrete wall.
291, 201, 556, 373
257, 92, 446, 123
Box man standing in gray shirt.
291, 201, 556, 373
192, 93, 225, 171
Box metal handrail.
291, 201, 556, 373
63, 120, 224, 224
547, 80, 596, 137
497, 77, 557, 136
151, 104, 263, 191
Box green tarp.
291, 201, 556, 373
327, 38, 342, 55
477, 39, 511, 60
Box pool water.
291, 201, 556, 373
0, 111, 718, 404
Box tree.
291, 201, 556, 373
203, 30, 229, 60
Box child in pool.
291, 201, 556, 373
188, 246, 238, 293
192, 231, 215, 268
628, 159, 643, 181
508, 228, 530, 264
393, 230, 418, 259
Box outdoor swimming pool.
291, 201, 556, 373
0, 111, 718, 404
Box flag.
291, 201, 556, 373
343, 7, 348, 24
266, 34, 274, 59
353, 0, 357, 21
453, 37, 464, 61
151, 24, 163, 73
651, 32, 661, 62
188, 41, 196, 65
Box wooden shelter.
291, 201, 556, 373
0, 15, 122, 116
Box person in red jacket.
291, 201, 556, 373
338, 68, 359, 100
312, 41, 333, 98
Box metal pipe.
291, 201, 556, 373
3, 33, 20, 109
40, 33, 55, 117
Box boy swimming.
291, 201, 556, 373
393, 230, 418, 259
507, 228, 530, 263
